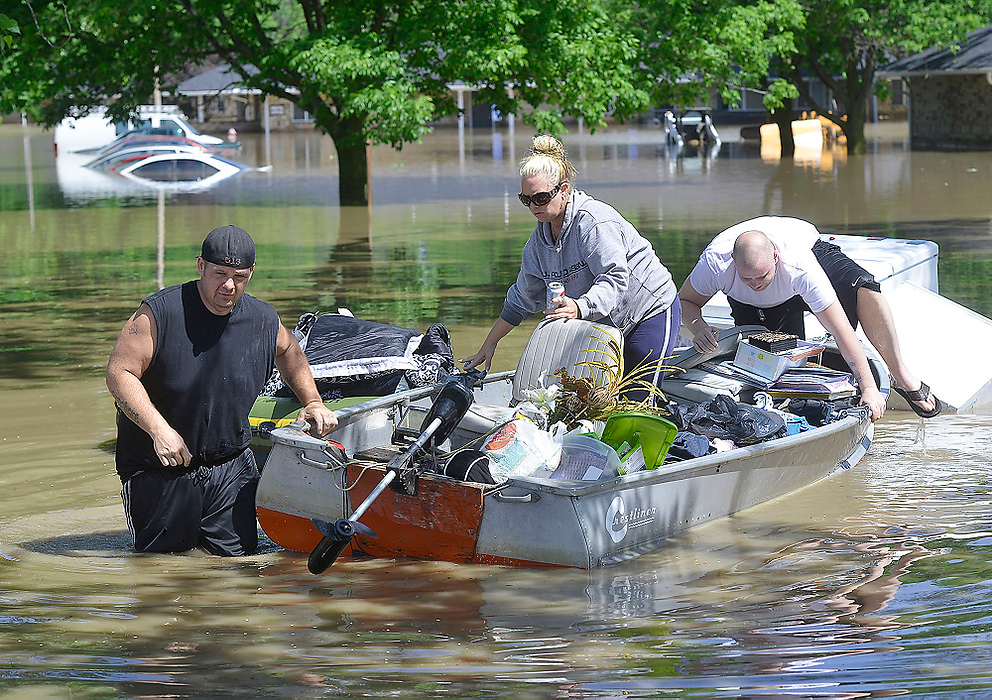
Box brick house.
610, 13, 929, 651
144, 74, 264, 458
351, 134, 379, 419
877, 25, 992, 150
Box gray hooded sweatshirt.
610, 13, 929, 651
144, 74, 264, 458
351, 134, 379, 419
500, 190, 677, 335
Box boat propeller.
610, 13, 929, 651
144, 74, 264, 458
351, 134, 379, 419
307, 369, 485, 575
307, 518, 377, 574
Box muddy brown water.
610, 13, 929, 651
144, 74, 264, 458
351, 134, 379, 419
2, 122, 992, 697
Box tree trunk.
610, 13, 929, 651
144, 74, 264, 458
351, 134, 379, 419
318, 113, 373, 207
772, 98, 796, 157
336, 140, 372, 207
842, 98, 867, 155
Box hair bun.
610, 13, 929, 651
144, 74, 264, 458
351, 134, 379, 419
531, 134, 566, 159
519, 134, 577, 183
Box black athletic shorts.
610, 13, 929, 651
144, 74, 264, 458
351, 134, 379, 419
728, 239, 881, 338
121, 449, 260, 556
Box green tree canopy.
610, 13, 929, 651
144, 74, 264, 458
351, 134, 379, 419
618, 0, 805, 112
0, 13, 19, 53
787, 0, 990, 154
0, 0, 651, 206
621, 0, 990, 155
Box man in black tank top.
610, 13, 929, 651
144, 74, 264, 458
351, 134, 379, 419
106, 225, 337, 556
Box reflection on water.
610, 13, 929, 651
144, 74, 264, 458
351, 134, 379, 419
4, 414, 992, 697
3, 122, 992, 696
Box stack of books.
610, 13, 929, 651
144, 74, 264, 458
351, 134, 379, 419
701, 360, 858, 399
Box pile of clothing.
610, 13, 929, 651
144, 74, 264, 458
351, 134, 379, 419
260, 312, 455, 400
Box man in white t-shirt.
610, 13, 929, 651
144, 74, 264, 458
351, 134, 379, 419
679, 216, 941, 421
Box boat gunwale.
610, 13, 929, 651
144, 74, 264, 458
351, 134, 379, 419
497, 408, 871, 498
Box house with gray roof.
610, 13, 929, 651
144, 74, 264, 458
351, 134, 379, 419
173, 63, 314, 132
878, 25, 992, 150
173, 63, 488, 134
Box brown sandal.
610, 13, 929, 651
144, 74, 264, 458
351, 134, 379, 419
893, 382, 943, 418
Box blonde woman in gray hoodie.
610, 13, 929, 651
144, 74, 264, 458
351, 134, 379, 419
463, 135, 681, 400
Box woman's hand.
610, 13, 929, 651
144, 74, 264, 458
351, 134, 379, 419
462, 318, 515, 372
462, 344, 496, 371
544, 296, 579, 321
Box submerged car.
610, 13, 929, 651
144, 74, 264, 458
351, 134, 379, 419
113, 151, 248, 189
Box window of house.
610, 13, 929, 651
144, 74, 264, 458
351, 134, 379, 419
293, 103, 314, 122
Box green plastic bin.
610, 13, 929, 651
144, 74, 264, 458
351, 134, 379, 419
601, 412, 678, 470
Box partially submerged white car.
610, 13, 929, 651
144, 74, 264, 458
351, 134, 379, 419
54, 106, 224, 153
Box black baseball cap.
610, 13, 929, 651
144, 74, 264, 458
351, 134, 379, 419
201, 225, 255, 268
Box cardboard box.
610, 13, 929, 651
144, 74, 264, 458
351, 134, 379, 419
732, 340, 824, 382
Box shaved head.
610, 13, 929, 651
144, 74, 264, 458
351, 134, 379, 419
732, 230, 778, 291
732, 230, 775, 270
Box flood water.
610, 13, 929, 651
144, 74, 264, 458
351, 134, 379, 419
2, 121, 992, 697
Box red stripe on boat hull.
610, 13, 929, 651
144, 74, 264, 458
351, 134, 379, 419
256, 507, 323, 553
346, 464, 484, 563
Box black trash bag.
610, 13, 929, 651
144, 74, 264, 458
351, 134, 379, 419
406, 323, 455, 388
261, 313, 455, 398
669, 395, 787, 446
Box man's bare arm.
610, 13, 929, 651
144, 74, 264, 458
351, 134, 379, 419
274, 323, 338, 435
814, 302, 885, 421
678, 279, 720, 353
105, 304, 192, 466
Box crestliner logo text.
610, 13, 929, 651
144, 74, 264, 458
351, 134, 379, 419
606, 496, 657, 543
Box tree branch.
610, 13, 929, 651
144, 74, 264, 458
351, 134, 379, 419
24, 0, 71, 48
299, 0, 318, 34
787, 61, 834, 123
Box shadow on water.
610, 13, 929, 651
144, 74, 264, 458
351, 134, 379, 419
19, 530, 133, 555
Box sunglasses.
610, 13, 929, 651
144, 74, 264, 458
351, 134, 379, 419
517, 182, 563, 207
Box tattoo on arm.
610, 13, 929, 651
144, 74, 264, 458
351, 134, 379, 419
846, 360, 865, 387
115, 397, 141, 425
126, 322, 139, 335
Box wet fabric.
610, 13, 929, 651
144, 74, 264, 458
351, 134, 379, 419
666, 431, 713, 461
121, 449, 260, 556
115, 281, 279, 479
783, 396, 861, 426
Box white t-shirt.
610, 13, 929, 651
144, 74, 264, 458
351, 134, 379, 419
688, 216, 837, 311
